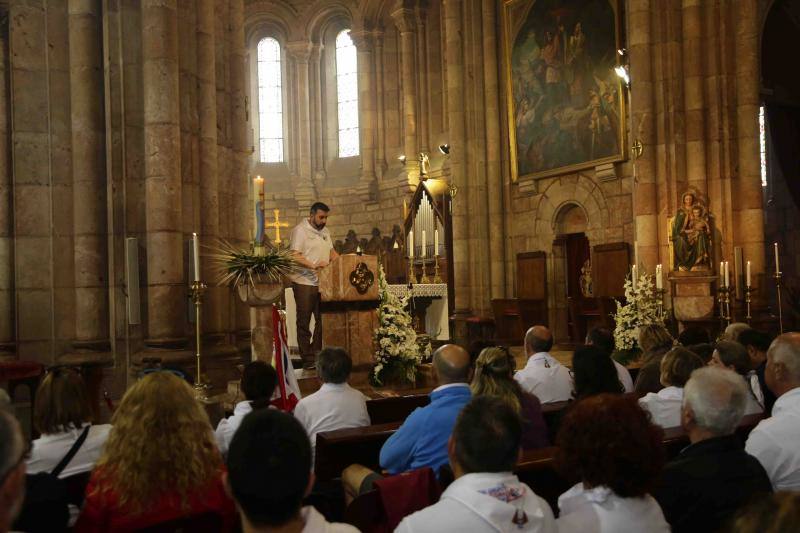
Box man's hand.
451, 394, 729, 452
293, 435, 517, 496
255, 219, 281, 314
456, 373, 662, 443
316, 259, 329, 269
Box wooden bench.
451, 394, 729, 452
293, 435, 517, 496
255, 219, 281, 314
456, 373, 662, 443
366, 394, 430, 425
315, 422, 401, 482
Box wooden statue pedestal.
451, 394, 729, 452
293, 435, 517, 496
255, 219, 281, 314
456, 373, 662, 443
669, 272, 717, 321
237, 282, 283, 363
319, 254, 380, 368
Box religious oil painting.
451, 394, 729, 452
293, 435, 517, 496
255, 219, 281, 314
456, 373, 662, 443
503, 0, 626, 182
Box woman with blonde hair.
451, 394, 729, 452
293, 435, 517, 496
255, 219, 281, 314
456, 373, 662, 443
75, 372, 235, 532
638, 347, 704, 429
635, 324, 676, 394
471, 347, 549, 449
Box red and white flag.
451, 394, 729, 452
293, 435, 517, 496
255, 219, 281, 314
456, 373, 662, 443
271, 305, 302, 412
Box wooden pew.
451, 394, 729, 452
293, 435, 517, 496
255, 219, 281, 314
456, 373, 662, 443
315, 422, 401, 482
366, 394, 430, 425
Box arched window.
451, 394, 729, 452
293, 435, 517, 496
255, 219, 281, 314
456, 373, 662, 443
335, 30, 359, 157
257, 37, 284, 163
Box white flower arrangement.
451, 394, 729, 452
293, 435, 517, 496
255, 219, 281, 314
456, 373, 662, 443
372, 265, 422, 385
612, 272, 665, 357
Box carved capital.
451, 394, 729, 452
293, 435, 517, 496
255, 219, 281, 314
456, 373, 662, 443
391, 7, 416, 34
286, 41, 313, 63
348, 29, 373, 51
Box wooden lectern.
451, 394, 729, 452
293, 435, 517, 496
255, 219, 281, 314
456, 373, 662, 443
318, 254, 380, 375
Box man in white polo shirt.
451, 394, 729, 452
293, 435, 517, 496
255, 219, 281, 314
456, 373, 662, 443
514, 325, 574, 403
745, 332, 800, 491
289, 202, 339, 369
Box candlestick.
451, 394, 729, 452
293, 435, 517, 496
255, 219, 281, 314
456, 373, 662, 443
421, 230, 426, 258
719, 261, 724, 287
744, 284, 753, 323
192, 233, 200, 282
724, 261, 730, 289
774, 242, 780, 273
655, 264, 663, 290
408, 230, 414, 258
775, 271, 784, 334
631, 265, 638, 290
190, 279, 208, 400
746, 261, 751, 288
254, 175, 264, 197
420, 258, 432, 284
434, 228, 439, 256
433, 256, 443, 284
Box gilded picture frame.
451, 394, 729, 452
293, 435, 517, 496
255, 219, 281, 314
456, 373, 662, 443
503, 0, 627, 182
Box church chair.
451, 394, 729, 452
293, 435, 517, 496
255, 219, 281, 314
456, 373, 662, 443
0, 359, 45, 437
314, 422, 400, 482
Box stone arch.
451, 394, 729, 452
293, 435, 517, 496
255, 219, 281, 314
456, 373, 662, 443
553, 202, 589, 235
305, 1, 358, 42
244, 0, 296, 44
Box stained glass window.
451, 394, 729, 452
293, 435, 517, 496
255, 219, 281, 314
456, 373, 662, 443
759, 105, 767, 188
336, 30, 359, 158
258, 37, 284, 163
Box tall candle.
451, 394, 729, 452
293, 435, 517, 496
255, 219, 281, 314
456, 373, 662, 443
774, 242, 780, 273
192, 233, 200, 282
434, 229, 439, 256
724, 261, 730, 288
254, 175, 264, 196
408, 230, 414, 258
656, 264, 663, 290
719, 261, 724, 285
746, 260, 752, 287
631, 265, 638, 290
421, 230, 426, 258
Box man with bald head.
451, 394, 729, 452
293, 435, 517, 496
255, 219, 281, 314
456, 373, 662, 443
746, 332, 800, 490
514, 326, 573, 403
378, 344, 472, 475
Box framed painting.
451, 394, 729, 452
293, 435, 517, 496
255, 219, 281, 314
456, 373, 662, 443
503, 0, 626, 182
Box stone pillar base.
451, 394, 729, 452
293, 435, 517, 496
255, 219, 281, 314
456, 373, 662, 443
669, 272, 717, 321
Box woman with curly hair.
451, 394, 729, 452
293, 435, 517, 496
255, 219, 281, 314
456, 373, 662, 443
556, 394, 669, 532
471, 347, 549, 449
74, 372, 236, 532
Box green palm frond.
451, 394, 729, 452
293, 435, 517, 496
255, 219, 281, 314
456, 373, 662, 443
207, 239, 298, 287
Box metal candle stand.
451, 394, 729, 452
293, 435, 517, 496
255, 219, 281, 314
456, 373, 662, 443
656, 288, 666, 320
775, 271, 784, 334
420, 258, 432, 284
744, 285, 753, 324
433, 256, 443, 284
717, 285, 731, 329
190, 280, 209, 400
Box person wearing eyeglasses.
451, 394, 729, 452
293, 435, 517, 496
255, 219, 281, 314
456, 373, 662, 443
0, 408, 26, 533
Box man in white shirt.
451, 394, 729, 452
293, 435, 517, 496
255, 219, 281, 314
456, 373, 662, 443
586, 327, 634, 392
746, 332, 800, 491
0, 408, 26, 533
294, 347, 370, 459
515, 325, 573, 403
289, 202, 339, 369
396, 396, 556, 533
226, 409, 358, 533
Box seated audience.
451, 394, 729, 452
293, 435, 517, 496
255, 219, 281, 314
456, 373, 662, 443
470, 346, 548, 449
676, 325, 711, 347
26, 367, 111, 478
515, 326, 573, 403
468, 339, 496, 368
226, 409, 357, 533
738, 328, 776, 413
396, 396, 556, 532
634, 324, 675, 394
343, 345, 472, 499
721, 322, 750, 342
215, 361, 277, 456
586, 327, 633, 392
709, 341, 763, 415
745, 332, 800, 491
731, 492, 800, 533
1, 408, 26, 533
654, 367, 772, 532
638, 347, 704, 428
556, 394, 669, 532
572, 345, 624, 399
75, 372, 235, 532
294, 347, 370, 459
685, 342, 714, 364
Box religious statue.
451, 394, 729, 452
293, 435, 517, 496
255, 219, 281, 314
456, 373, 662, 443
579, 259, 593, 297
340, 230, 360, 254
671, 190, 712, 271
365, 228, 384, 257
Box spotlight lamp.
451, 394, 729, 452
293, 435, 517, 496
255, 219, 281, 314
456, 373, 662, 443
398, 154, 407, 165
614, 65, 630, 88
438, 143, 450, 155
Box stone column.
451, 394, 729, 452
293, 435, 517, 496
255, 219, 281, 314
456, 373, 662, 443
286, 41, 315, 206
391, 7, 420, 189
373, 30, 387, 178
733, 0, 765, 287
69, 0, 109, 351
481, 0, 505, 299
196, 0, 224, 339
629, 0, 660, 272
0, 28, 12, 355
682, 0, 707, 195
443, 0, 470, 319
350, 30, 377, 200
142, 0, 184, 346
310, 44, 325, 182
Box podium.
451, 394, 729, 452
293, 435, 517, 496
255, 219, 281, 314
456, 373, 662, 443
319, 254, 380, 370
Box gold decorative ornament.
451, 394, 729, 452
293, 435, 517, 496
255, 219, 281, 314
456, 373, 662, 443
350, 262, 375, 294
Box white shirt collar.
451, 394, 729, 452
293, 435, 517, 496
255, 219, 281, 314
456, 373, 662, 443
657, 386, 683, 400
774, 387, 800, 415
35, 423, 90, 443
433, 382, 470, 393
233, 401, 254, 416
304, 218, 326, 236
319, 382, 349, 392
526, 352, 557, 367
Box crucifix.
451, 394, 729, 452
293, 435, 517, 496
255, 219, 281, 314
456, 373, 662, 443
266, 209, 290, 244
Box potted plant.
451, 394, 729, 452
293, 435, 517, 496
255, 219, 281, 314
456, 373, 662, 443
210, 240, 298, 304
